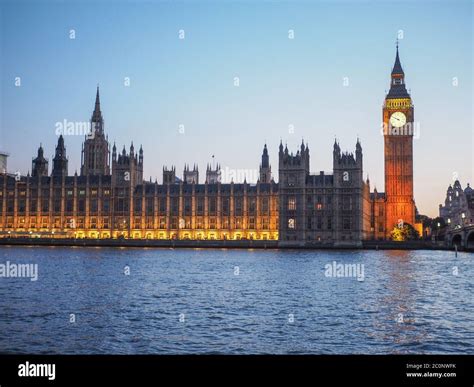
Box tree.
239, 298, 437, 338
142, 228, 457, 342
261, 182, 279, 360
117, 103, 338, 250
390, 223, 420, 241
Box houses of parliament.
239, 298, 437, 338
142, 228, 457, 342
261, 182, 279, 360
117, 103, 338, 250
0, 47, 421, 246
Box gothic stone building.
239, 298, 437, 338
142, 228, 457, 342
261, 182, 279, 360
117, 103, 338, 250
439, 180, 474, 230
278, 140, 371, 247
0, 47, 420, 245
0, 88, 365, 245
368, 45, 422, 239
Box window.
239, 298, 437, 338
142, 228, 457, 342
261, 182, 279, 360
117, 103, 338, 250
159, 199, 166, 215
18, 199, 26, 213
102, 199, 110, 213
134, 198, 142, 213
184, 197, 191, 216
288, 218, 295, 229
222, 218, 229, 228
288, 197, 296, 211
209, 217, 216, 229
146, 198, 154, 215
249, 217, 255, 229
171, 217, 178, 229
197, 197, 204, 215
248, 198, 256, 213
343, 218, 351, 230
170, 198, 179, 215
234, 197, 243, 216
343, 196, 351, 210
222, 197, 230, 215
196, 217, 203, 229
159, 217, 166, 229
209, 197, 217, 215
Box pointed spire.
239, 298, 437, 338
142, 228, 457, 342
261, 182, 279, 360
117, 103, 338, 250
58, 134, 64, 147
392, 42, 404, 75
91, 85, 103, 124
387, 42, 409, 99
95, 85, 100, 109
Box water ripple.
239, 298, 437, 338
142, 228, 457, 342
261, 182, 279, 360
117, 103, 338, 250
0, 247, 472, 354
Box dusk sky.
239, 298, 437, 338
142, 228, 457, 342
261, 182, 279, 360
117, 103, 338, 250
0, 0, 472, 217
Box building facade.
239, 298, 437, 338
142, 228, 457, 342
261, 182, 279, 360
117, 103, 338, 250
439, 180, 474, 230
277, 140, 371, 247
368, 45, 421, 239
0, 47, 421, 245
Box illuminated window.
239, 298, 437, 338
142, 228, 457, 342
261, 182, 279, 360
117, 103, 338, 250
288, 197, 296, 210
249, 217, 255, 229
288, 218, 295, 229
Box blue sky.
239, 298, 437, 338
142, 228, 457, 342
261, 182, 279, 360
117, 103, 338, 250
0, 0, 472, 217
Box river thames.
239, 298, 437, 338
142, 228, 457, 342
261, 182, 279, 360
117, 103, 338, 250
0, 247, 472, 354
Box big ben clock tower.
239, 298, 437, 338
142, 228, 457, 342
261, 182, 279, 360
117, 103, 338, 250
383, 44, 415, 235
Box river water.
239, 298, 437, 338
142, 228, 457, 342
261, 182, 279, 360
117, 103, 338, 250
0, 247, 472, 354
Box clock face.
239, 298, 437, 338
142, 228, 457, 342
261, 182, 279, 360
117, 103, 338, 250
389, 111, 407, 127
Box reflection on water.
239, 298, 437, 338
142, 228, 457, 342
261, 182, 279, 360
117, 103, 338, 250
0, 247, 472, 354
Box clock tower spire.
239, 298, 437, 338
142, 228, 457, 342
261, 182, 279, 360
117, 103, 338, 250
383, 44, 415, 235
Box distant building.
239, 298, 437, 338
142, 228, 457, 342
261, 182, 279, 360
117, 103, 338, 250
0, 152, 8, 174
439, 180, 474, 230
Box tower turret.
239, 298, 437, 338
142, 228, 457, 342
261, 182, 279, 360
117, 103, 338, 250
52, 135, 68, 177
